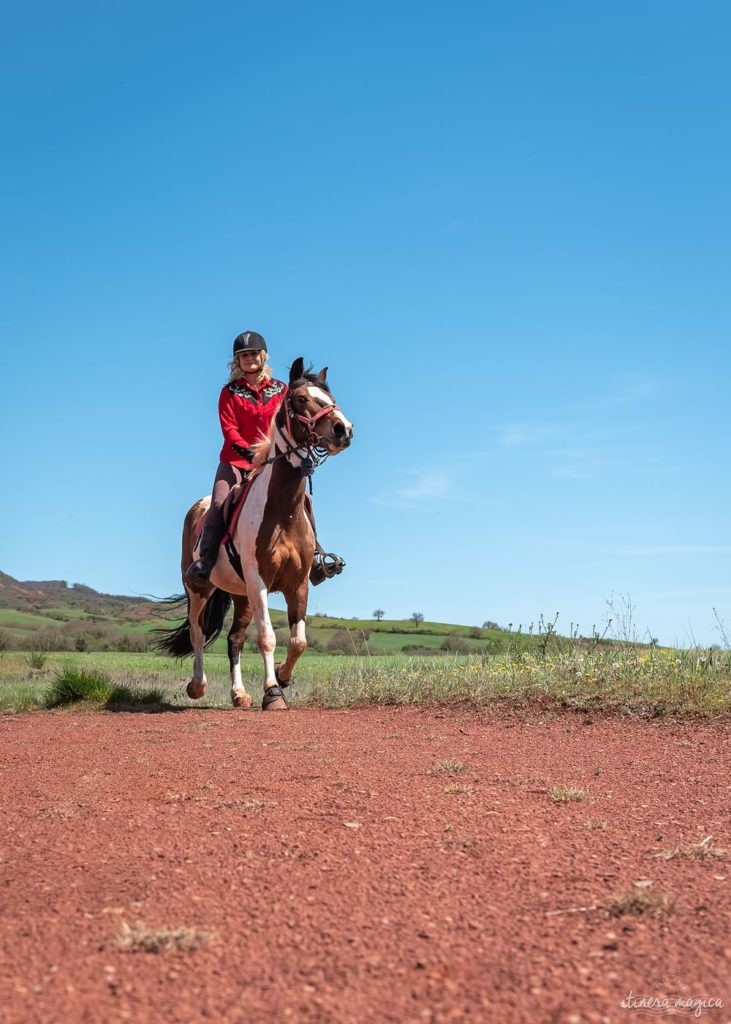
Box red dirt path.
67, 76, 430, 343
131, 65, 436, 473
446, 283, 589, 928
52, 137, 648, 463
1, 706, 730, 1024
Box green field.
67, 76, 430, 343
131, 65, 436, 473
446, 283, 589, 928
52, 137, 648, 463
0, 599, 516, 656
0, 608, 74, 633
3, 572, 729, 717
2, 642, 730, 717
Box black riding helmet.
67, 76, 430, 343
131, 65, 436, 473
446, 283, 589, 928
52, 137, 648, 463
233, 331, 268, 355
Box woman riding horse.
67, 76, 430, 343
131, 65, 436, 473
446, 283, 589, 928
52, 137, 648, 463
155, 355, 353, 709
185, 331, 344, 586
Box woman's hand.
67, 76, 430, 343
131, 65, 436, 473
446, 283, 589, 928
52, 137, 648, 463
232, 444, 254, 462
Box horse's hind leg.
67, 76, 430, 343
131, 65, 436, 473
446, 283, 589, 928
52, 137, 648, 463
186, 585, 210, 700
275, 582, 309, 687
229, 594, 253, 709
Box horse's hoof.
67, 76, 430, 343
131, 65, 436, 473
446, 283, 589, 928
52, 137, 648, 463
262, 685, 288, 711
186, 680, 207, 700
232, 691, 253, 709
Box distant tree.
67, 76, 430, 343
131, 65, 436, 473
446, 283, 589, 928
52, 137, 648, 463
482, 620, 500, 631
373, 609, 385, 621
411, 612, 424, 629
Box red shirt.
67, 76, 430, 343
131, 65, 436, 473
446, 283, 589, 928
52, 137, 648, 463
218, 376, 288, 468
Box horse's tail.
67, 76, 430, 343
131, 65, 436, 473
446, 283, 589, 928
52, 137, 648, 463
151, 588, 232, 658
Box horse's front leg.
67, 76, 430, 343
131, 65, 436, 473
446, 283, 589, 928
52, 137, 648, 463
185, 584, 210, 700
229, 594, 253, 709
246, 576, 287, 710
275, 581, 309, 687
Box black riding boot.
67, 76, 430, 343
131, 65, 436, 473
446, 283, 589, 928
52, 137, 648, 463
186, 505, 226, 584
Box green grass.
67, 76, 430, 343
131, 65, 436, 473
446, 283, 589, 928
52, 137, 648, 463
42, 606, 92, 620
0, 601, 523, 656
43, 667, 168, 709
1, 644, 730, 716
0, 608, 70, 631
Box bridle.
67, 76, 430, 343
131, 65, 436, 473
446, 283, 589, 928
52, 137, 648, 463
261, 389, 343, 480
285, 393, 342, 447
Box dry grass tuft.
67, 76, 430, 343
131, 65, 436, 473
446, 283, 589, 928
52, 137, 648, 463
431, 760, 466, 776
117, 921, 213, 954
214, 798, 266, 812
586, 819, 608, 830
606, 890, 677, 918
550, 786, 587, 803
652, 836, 727, 861
36, 805, 74, 820
444, 783, 469, 794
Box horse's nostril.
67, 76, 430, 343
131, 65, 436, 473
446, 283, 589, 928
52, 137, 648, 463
333, 422, 345, 437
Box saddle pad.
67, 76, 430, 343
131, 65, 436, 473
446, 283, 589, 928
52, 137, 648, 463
194, 476, 256, 545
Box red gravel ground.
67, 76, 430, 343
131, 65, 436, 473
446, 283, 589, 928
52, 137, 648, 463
1, 706, 730, 1024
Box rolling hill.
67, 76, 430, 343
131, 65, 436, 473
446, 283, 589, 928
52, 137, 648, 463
0, 570, 515, 656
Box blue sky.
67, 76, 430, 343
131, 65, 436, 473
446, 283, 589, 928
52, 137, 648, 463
1, 1, 729, 644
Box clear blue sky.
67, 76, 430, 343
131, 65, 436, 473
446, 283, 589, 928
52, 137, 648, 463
1, 1, 729, 645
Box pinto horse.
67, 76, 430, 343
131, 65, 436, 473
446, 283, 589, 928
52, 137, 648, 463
154, 358, 353, 710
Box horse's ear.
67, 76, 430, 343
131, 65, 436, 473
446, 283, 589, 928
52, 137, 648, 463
289, 357, 305, 384
316, 366, 328, 383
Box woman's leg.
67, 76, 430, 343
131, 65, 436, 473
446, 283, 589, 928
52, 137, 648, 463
186, 463, 243, 582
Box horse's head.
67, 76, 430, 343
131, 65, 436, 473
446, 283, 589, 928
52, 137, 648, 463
285, 357, 353, 454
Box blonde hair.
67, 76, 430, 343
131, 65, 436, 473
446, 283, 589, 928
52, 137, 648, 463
227, 353, 273, 385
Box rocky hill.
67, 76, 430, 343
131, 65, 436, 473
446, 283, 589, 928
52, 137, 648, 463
0, 571, 160, 618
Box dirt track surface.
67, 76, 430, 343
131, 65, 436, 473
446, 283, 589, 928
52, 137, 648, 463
1, 706, 730, 1024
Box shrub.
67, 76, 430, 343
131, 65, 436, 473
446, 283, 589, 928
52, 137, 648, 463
327, 629, 370, 654
441, 634, 470, 654
33, 629, 72, 652
43, 667, 166, 708
123, 634, 149, 653
44, 667, 112, 706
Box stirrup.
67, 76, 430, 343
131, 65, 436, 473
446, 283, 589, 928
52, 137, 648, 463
310, 551, 346, 586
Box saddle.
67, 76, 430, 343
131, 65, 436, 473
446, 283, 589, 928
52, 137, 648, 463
194, 479, 345, 584
194, 479, 252, 545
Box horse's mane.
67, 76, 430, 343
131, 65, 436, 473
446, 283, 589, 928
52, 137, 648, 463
250, 368, 332, 469
250, 420, 277, 469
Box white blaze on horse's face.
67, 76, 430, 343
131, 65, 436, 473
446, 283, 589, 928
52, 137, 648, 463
305, 386, 353, 453
306, 385, 332, 404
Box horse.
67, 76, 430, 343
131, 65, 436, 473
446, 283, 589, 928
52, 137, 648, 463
153, 358, 353, 710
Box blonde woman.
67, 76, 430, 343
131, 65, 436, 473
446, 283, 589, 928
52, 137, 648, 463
186, 331, 286, 582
